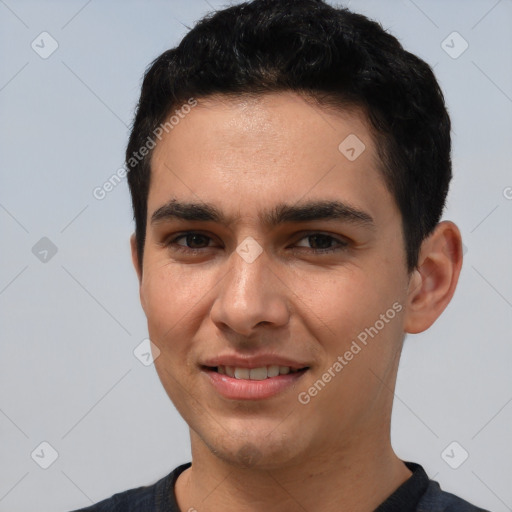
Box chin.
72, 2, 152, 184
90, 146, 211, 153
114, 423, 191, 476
201, 426, 306, 470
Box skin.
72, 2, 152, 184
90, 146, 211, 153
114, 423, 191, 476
130, 92, 463, 512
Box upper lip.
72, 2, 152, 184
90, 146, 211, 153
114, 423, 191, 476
202, 354, 310, 370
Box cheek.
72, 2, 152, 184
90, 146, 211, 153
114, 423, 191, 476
143, 265, 210, 404
300, 266, 406, 393
296, 268, 394, 342
141, 263, 211, 345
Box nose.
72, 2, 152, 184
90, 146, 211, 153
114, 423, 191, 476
209, 244, 290, 338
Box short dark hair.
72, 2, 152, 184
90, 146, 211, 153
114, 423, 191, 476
126, 0, 451, 274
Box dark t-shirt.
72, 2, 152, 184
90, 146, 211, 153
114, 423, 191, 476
71, 461, 491, 511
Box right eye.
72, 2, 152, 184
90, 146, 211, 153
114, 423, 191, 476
165, 232, 217, 253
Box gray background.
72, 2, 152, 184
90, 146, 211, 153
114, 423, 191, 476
0, 0, 511, 511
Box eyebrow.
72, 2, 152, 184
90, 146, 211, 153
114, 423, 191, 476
150, 199, 375, 230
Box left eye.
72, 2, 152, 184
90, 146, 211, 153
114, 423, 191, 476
294, 233, 348, 253
166, 232, 348, 254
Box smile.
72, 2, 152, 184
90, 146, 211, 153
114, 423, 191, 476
202, 365, 309, 400
216, 365, 306, 380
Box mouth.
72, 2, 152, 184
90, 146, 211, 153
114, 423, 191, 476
204, 365, 309, 380
201, 365, 310, 400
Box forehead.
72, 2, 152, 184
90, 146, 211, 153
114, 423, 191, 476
148, 92, 394, 226
154, 92, 376, 160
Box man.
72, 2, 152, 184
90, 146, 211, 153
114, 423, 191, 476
74, 0, 491, 510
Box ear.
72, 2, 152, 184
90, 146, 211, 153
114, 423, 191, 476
130, 233, 146, 312
403, 221, 463, 334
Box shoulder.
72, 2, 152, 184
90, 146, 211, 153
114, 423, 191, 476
69, 484, 155, 512
417, 480, 492, 512
68, 463, 191, 512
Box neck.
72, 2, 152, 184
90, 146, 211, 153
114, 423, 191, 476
175, 435, 412, 512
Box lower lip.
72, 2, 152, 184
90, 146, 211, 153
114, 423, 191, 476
203, 368, 308, 400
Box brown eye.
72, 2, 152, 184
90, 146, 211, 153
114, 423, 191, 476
294, 233, 348, 253
175, 233, 211, 249
164, 231, 348, 256
165, 232, 216, 253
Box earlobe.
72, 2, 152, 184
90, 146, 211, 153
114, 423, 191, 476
403, 221, 463, 334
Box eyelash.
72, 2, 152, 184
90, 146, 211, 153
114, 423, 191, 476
164, 231, 349, 255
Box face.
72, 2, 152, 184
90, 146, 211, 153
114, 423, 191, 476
133, 92, 416, 469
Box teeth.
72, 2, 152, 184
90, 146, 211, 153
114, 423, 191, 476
217, 365, 303, 379
249, 367, 267, 380
234, 367, 250, 379
267, 365, 280, 377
